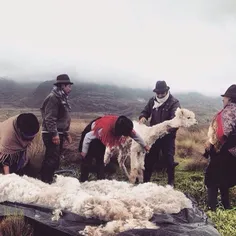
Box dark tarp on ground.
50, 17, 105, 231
0, 201, 105, 236
0, 201, 220, 236
117, 205, 220, 236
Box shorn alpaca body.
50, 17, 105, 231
104, 108, 197, 183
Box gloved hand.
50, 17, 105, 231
139, 117, 147, 124
52, 135, 60, 145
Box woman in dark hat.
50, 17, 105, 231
0, 113, 39, 174
204, 84, 236, 210
78, 115, 150, 182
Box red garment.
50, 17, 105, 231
92, 115, 127, 148
215, 110, 225, 145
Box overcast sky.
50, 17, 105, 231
0, 0, 236, 95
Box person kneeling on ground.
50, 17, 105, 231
78, 115, 150, 182
0, 113, 40, 175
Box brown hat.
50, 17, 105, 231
153, 81, 170, 93
221, 84, 236, 98
54, 74, 73, 85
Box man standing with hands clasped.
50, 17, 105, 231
40, 74, 73, 184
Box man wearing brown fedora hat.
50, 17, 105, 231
40, 74, 73, 184
139, 80, 180, 186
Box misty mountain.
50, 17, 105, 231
0, 78, 222, 124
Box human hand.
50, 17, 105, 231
139, 117, 147, 124
3, 165, 10, 174
52, 135, 60, 145
79, 152, 86, 159
144, 145, 150, 153
167, 125, 178, 132
65, 134, 72, 144
204, 141, 211, 151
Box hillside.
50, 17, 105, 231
0, 78, 222, 124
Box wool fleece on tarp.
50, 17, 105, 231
0, 174, 220, 236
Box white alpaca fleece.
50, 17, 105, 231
80, 219, 158, 236
104, 108, 197, 183
0, 174, 192, 235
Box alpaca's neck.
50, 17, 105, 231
146, 119, 174, 143
169, 116, 181, 127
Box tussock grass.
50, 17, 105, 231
176, 127, 208, 171
0, 216, 33, 236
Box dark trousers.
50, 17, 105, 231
207, 186, 230, 210
144, 134, 176, 185
80, 139, 106, 182
40, 133, 64, 184
79, 117, 106, 182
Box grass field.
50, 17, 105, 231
0, 111, 236, 235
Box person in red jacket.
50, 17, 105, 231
78, 115, 149, 182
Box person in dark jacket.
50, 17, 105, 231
139, 81, 180, 186
204, 84, 236, 210
40, 74, 73, 184
78, 115, 150, 182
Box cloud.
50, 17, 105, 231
0, 0, 236, 95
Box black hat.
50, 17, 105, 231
114, 116, 133, 136
17, 113, 40, 140
54, 74, 73, 85
221, 84, 236, 98
153, 81, 170, 93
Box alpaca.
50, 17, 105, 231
104, 108, 197, 183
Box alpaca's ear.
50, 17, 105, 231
175, 107, 180, 115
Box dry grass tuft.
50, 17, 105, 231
0, 216, 33, 236
175, 127, 209, 171
183, 156, 208, 171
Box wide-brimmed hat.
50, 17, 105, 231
221, 84, 236, 98
153, 81, 170, 93
54, 74, 73, 85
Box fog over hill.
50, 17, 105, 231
0, 78, 222, 124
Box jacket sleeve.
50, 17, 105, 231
221, 108, 236, 138
168, 100, 181, 133
169, 100, 181, 119
44, 96, 60, 137
81, 131, 97, 155
139, 98, 154, 120
129, 130, 146, 149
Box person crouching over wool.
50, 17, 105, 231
0, 113, 39, 175
78, 115, 150, 182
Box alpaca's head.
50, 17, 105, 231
174, 108, 197, 127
